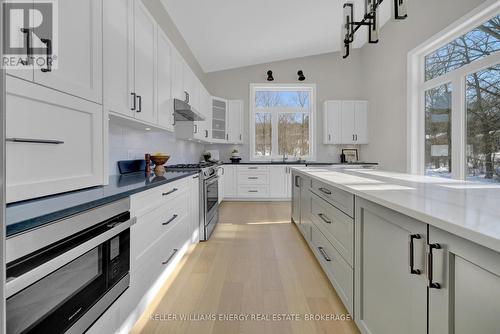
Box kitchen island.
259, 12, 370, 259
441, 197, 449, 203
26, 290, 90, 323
291, 166, 500, 334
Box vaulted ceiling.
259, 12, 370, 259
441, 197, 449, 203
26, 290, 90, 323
161, 0, 392, 72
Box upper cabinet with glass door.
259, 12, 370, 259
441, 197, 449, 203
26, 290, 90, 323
212, 97, 228, 142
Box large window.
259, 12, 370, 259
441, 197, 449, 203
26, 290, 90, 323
250, 85, 315, 160
408, 5, 500, 183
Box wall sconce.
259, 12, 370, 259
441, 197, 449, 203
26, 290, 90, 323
267, 70, 274, 81
297, 70, 306, 81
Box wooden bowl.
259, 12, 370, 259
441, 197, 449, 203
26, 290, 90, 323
150, 155, 170, 175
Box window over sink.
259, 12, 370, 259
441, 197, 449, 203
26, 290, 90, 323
408, 5, 500, 183
250, 84, 315, 161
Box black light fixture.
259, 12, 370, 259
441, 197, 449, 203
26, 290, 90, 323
297, 70, 306, 81
267, 70, 274, 81
342, 0, 408, 59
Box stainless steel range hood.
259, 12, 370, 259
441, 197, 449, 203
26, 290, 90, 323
174, 98, 205, 121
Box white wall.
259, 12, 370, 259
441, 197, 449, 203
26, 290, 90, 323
359, 0, 486, 172
108, 122, 205, 175
206, 50, 365, 163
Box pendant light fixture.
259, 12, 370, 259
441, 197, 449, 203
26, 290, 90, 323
297, 70, 306, 81
267, 70, 274, 81
342, 0, 408, 59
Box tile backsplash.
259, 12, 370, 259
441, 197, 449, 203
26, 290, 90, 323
109, 122, 205, 175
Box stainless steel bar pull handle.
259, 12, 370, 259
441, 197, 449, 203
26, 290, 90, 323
319, 187, 332, 195
20, 28, 32, 65
162, 249, 179, 265
162, 188, 178, 196
6, 138, 64, 145
428, 243, 441, 289
318, 213, 332, 224
318, 247, 331, 261
409, 234, 421, 275
248, 190, 258, 193
136, 95, 142, 112
248, 177, 258, 180
295, 175, 300, 187
40, 38, 52, 72
162, 214, 178, 226
130, 92, 136, 110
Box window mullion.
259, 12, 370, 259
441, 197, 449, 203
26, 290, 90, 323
271, 111, 279, 158
451, 76, 465, 180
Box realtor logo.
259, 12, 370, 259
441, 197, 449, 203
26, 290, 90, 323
2, 0, 58, 70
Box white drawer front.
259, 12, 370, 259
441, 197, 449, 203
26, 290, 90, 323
130, 178, 189, 217
310, 193, 354, 265
6, 77, 103, 203
237, 185, 269, 198
237, 172, 269, 185
237, 165, 270, 172
311, 225, 353, 314
311, 179, 354, 217
131, 191, 189, 266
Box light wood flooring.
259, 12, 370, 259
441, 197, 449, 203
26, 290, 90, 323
130, 201, 360, 334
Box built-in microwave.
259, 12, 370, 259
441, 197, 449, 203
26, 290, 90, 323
5, 198, 135, 334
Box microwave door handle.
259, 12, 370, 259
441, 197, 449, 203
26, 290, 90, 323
5, 217, 136, 298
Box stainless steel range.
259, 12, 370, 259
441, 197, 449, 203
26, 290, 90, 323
166, 162, 221, 241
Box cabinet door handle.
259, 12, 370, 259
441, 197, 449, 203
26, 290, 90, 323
192, 175, 200, 179
318, 247, 331, 261
248, 177, 258, 180
20, 28, 32, 65
162, 214, 178, 226
428, 243, 442, 289
162, 188, 178, 196
205, 130, 208, 138
409, 234, 422, 275
328, 134, 331, 141
248, 190, 258, 193
248, 167, 258, 170
221, 168, 225, 175
318, 187, 332, 195
194, 124, 198, 134
130, 92, 136, 111
6, 137, 64, 145
295, 175, 300, 187
355, 134, 358, 141
136, 95, 142, 112
162, 248, 179, 265
40, 38, 52, 72
226, 134, 228, 140
318, 213, 332, 224
239, 134, 242, 141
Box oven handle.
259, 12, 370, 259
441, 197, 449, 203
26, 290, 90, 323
205, 175, 219, 186
5, 217, 136, 298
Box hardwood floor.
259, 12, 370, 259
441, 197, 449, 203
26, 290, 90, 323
130, 201, 360, 334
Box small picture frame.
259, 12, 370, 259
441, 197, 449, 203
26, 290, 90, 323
342, 149, 358, 163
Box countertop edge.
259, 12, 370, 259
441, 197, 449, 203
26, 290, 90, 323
292, 168, 500, 254
6, 171, 198, 238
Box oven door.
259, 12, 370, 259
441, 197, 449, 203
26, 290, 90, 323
6, 216, 134, 334
204, 175, 219, 224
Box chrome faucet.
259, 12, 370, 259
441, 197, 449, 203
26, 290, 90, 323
282, 153, 288, 162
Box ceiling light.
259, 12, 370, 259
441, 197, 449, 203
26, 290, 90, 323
145, 127, 151, 131
267, 70, 274, 81
342, 0, 408, 59
297, 70, 306, 81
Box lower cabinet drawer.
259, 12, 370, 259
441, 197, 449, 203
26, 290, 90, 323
311, 179, 354, 217
131, 196, 189, 269
130, 178, 189, 217
237, 185, 269, 197
237, 172, 269, 185
311, 225, 353, 314
310, 193, 354, 265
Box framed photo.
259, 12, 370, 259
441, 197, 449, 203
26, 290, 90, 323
342, 149, 358, 163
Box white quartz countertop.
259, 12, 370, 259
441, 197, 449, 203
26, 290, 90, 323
293, 167, 500, 253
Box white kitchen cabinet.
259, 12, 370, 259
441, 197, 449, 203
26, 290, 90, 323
194, 86, 210, 142
6, 76, 103, 203
133, 1, 157, 124
31, 0, 102, 104
428, 226, 500, 334
156, 27, 174, 131
103, 0, 134, 118
323, 101, 341, 144
227, 100, 244, 144
270, 166, 288, 198
355, 198, 427, 334
218, 166, 225, 203
223, 165, 236, 198
323, 100, 368, 144
170, 48, 185, 101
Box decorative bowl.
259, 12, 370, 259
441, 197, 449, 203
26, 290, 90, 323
150, 155, 170, 175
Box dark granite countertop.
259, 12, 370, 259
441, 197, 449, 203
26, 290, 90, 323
5, 171, 197, 237
222, 161, 378, 166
